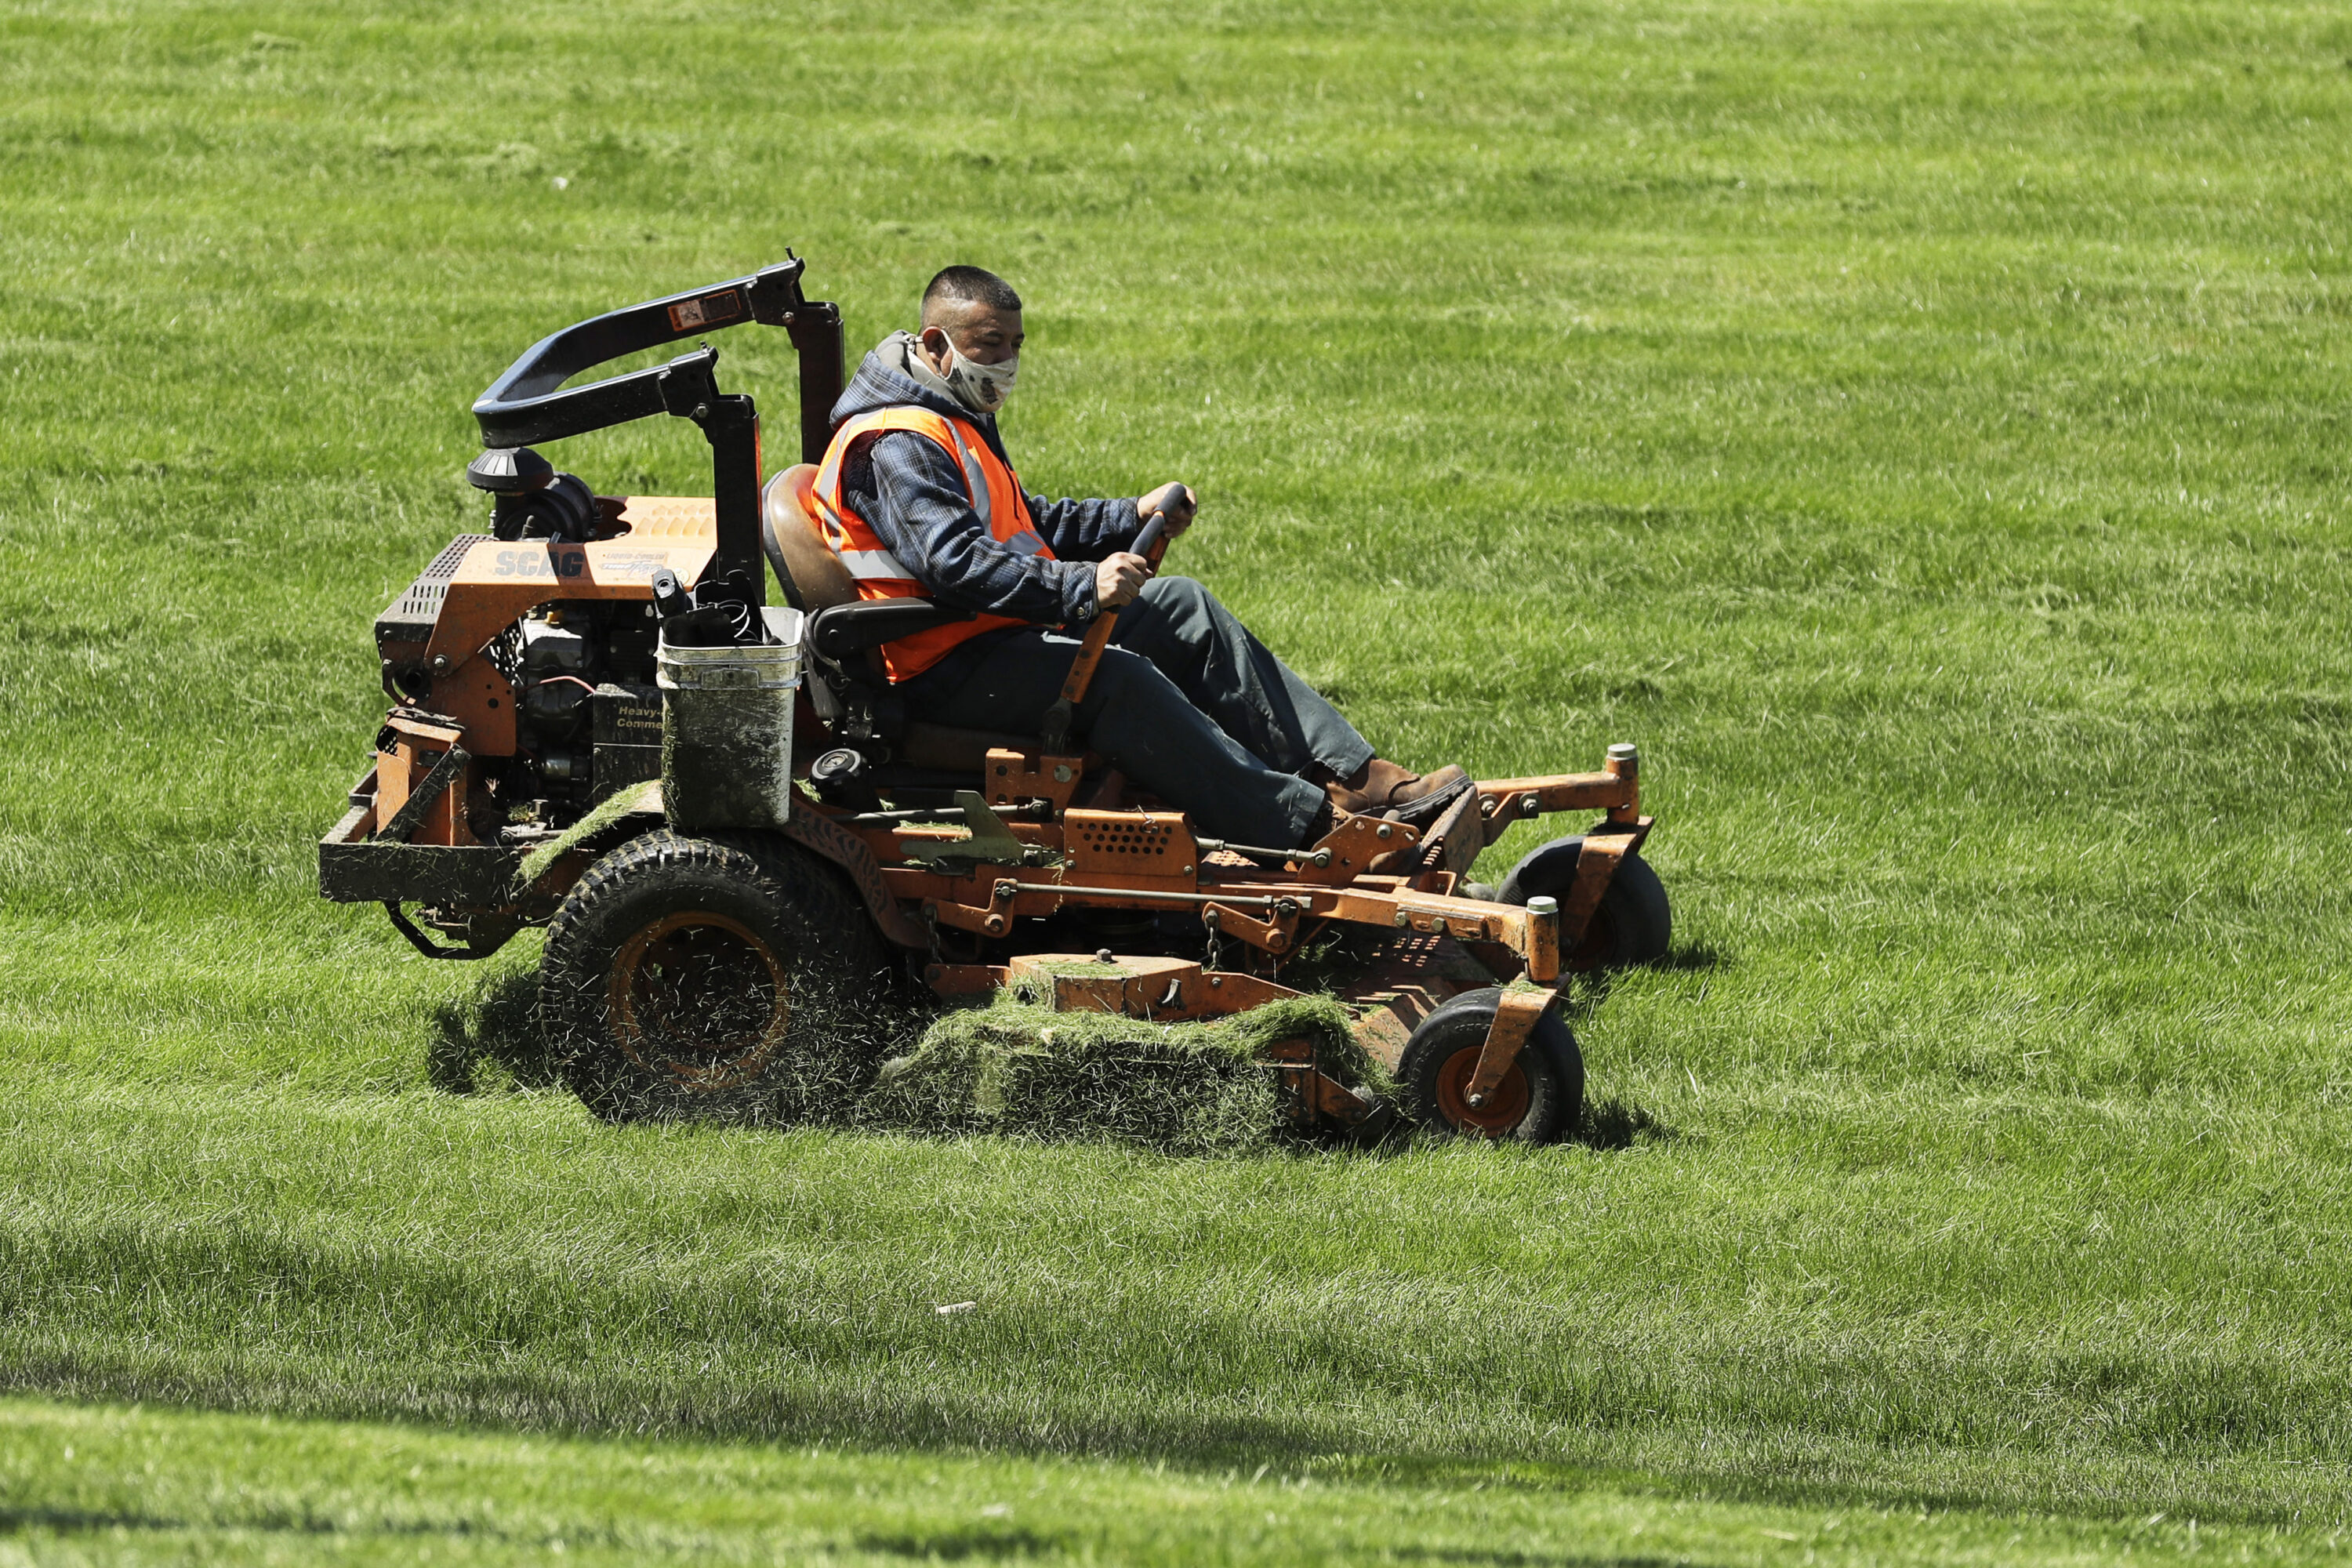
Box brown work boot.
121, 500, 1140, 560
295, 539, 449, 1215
1324, 759, 1472, 829
1384, 772, 1473, 831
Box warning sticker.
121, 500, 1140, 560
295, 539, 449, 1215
666, 291, 743, 332
593, 550, 681, 579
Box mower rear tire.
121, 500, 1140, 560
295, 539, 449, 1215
539, 829, 889, 1123
1496, 835, 1671, 969
1397, 986, 1584, 1143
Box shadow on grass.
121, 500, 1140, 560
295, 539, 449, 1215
1392, 1552, 1692, 1568
426, 967, 559, 1094
4, 1344, 2329, 1534
1577, 1095, 1677, 1150
419, 964, 1677, 1154
1560, 942, 1728, 1018
856, 1527, 1073, 1561
1352, 1094, 1675, 1157
0, 1506, 184, 1534
0, 1504, 507, 1544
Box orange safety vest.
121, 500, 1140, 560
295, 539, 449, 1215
810, 406, 1056, 683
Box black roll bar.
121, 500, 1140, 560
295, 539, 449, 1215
470, 254, 848, 602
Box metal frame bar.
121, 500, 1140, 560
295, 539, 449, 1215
469, 256, 845, 606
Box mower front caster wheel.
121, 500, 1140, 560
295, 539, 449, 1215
1397, 986, 1584, 1143
1497, 835, 1671, 969
539, 829, 888, 1123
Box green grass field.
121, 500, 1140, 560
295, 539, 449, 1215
8, 0, 2352, 1559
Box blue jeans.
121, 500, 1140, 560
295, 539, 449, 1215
902, 575, 1374, 847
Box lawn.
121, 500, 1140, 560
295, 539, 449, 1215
5, 0, 2352, 1559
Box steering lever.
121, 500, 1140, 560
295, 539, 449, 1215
1038, 506, 1170, 756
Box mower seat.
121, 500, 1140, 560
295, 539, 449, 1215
760, 463, 858, 614
762, 465, 973, 656
761, 464, 996, 766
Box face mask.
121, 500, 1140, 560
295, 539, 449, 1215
941, 338, 1018, 414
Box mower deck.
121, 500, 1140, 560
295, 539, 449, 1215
325, 747, 1652, 1112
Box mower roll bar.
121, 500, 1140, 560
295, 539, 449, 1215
470, 254, 846, 602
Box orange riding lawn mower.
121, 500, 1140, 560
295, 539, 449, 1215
319, 258, 1671, 1143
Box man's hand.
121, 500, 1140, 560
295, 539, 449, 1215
1138, 481, 1196, 537
1094, 551, 1153, 611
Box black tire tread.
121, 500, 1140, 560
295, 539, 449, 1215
539, 829, 888, 1122
1496, 834, 1671, 967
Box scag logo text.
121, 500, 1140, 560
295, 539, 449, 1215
491, 547, 587, 580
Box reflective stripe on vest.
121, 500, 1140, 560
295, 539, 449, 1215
810, 405, 1054, 684
836, 548, 914, 582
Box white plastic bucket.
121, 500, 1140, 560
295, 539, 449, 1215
656, 608, 803, 832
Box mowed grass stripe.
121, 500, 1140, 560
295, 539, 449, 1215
5, 1080, 2350, 1514
12, 1396, 2323, 1566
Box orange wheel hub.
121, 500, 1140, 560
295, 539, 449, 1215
1432, 1043, 1530, 1136
607, 911, 790, 1091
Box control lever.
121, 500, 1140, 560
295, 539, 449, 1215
1038, 508, 1170, 756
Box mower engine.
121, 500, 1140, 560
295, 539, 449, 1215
512, 615, 586, 790
358, 446, 721, 858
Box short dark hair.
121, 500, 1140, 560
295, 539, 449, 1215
922, 265, 1022, 314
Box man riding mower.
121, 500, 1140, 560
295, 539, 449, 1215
809, 265, 1470, 855
318, 255, 1671, 1143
